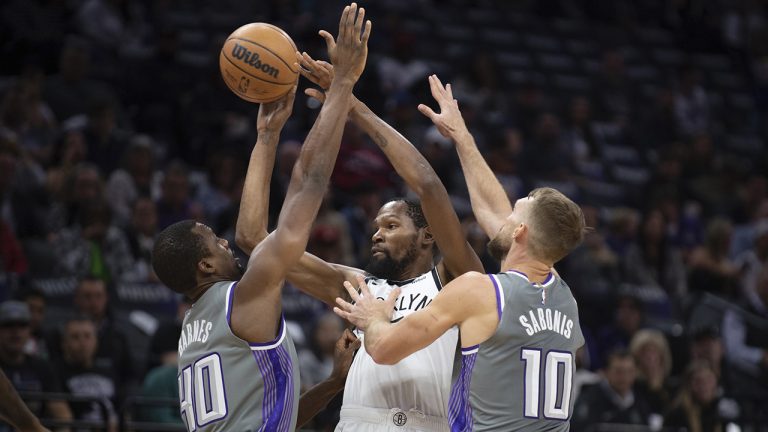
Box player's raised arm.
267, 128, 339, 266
418, 75, 513, 238
232, 3, 371, 343
298, 53, 482, 281
334, 272, 498, 364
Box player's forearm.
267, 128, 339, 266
0, 371, 47, 432
365, 319, 408, 365
296, 80, 354, 183
235, 129, 281, 254
350, 99, 442, 196
451, 128, 512, 237
296, 376, 345, 428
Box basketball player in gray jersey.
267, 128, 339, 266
334, 77, 587, 431
150, 4, 370, 431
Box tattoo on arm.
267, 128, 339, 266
373, 131, 388, 148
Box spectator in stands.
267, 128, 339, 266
521, 113, 572, 183
674, 65, 710, 137
122, 197, 157, 283
56, 317, 117, 432
595, 294, 646, 368
664, 361, 741, 432
105, 135, 154, 228
47, 163, 104, 233
688, 218, 740, 298
52, 199, 134, 283
43, 38, 114, 122
341, 180, 384, 267
299, 313, 344, 390
0, 220, 28, 289
722, 265, 768, 382
563, 96, 601, 174
18, 289, 48, 359
572, 349, 654, 431
82, 97, 130, 175
622, 208, 687, 298
46, 124, 88, 208
309, 190, 355, 266
734, 218, 768, 300
0, 301, 72, 430
591, 49, 636, 122
376, 32, 429, 95
0, 135, 49, 240
298, 313, 345, 430
195, 150, 243, 225
154, 160, 203, 230
0, 70, 57, 166
68, 278, 133, 400
629, 329, 674, 415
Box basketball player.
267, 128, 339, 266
0, 369, 50, 432
333, 76, 586, 432
150, 4, 370, 431
237, 50, 484, 431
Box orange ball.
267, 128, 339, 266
219, 23, 299, 103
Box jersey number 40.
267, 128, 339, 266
520, 348, 573, 420
178, 353, 229, 431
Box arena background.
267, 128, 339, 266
1, 0, 767, 430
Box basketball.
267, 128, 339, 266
219, 23, 299, 103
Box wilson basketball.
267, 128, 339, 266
219, 23, 299, 103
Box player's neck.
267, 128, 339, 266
501, 256, 552, 284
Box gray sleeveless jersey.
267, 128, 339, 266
449, 271, 584, 431
177, 281, 299, 432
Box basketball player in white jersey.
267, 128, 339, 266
238, 55, 484, 431
334, 76, 587, 431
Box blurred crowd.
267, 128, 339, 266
1, 0, 767, 431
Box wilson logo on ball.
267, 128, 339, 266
231, 43, 280, 78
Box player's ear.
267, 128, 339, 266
420, 226, 435, 247
512, 223, 527, 242
197, 258, 216, 275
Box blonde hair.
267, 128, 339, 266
526, 188, 586, 263
629, 329, 673, 378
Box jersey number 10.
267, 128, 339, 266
520, 348, 573, 420
178, 353, 229, 431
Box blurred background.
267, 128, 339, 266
0, 0, 767, 431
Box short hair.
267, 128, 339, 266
525, 188, 586, 263
152, 220, 209, 294
76, 277, 107, 292
605, 348, 634, 368
629, 329, 673, 378
391, 198, 427, 229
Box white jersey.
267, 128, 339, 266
342, 268, 458, 418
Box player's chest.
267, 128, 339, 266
367, 281, 439, 320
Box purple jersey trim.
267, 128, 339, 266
449, 351, 477, 432
252, 344, 295, 431
488, 274, 503, 322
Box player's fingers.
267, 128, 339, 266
445, 83, 454, 99
361, 20, 372, 46
355, 274, 371, 298
338, 6, 350, 41
333, 306, 350, 321
354, 7, 365, 44
350, 336, 362, 350
343, 280, 360, 302
417, 104, 437, 121
304, 88, 325, 103
319, 30, 336, 55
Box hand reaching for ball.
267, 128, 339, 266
323, 3, 371, 85
257, 83, 298, 133
298, 51, 333, 103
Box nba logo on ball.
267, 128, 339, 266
219, 23, 299, 103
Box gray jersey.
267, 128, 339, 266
449, 271, 584, 431
177, 281, 299, 432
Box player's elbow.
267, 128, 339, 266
234, 230, 264, 252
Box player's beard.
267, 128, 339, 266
365, 240, 419, 281
487, 230, 512, 262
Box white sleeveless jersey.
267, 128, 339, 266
343, 268, 458, 417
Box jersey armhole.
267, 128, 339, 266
488, 274, 505, 323
225, 281, 287, 350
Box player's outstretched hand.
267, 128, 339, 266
257, 82, 297, 133
298, 51, 334, 103
324, 3, 371, 85
418, 74, 470, 139
334, 274, 399, 330
329, 329, 361, 383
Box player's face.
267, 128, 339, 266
195, 224, 243, 279
366, 202, 420, 280
488, 197, 532, 261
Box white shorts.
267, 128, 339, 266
334, 407, 449, 431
